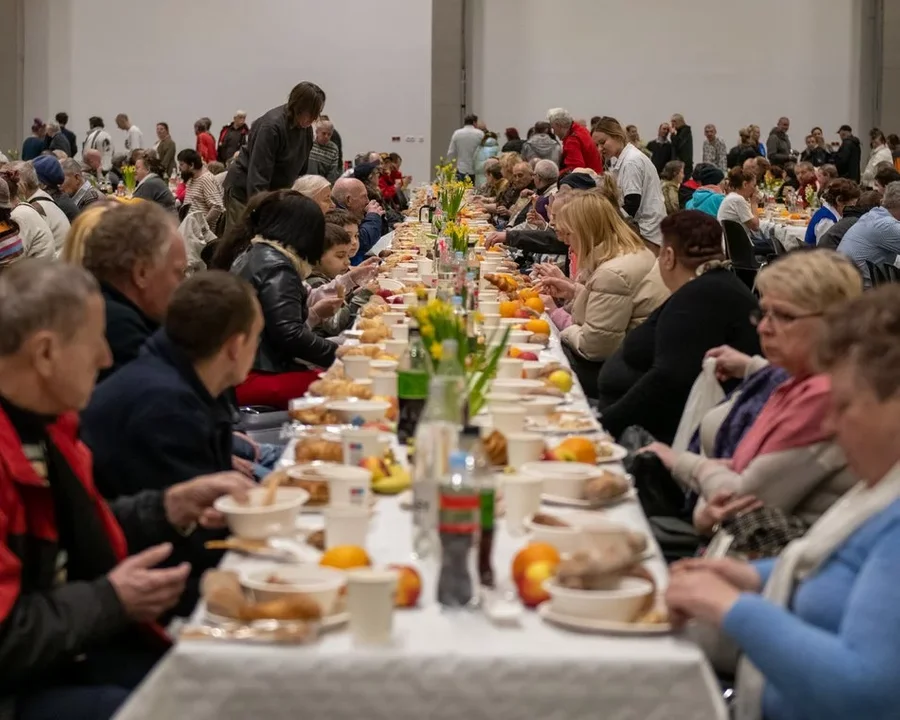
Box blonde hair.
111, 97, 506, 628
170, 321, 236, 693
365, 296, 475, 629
592, 173, 622, 207
756, 249, 863, 314
62, 203, 110, 265
555, 193, 645, 272
292, 174, 331, 198
498, 152, 522, 179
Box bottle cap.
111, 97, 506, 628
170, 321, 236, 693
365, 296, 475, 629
449, 450, 469, 470
450, 296, 463, 306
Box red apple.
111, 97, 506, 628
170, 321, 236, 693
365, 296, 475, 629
389, 564, 422, 607
376, 289, 394, 300
389, 296, 405, 304
518, 351, 539, 361
514, 308, 532, 319
516, 560, 556, 608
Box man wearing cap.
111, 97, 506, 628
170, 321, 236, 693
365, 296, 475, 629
11, 159, 70, 253
31, 155, 80, 223
217, 111, 249, 164
833, 125, 861, 182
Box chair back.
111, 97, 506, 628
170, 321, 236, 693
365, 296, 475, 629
721, 220, 759, 269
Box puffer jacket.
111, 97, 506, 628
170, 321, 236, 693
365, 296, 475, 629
522, 133, 561, 165
560, 250, 668, 361
231, 240, 337, 372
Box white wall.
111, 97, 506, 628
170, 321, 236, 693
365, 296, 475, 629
469, 0, 866, 163
23, 0, 433, 182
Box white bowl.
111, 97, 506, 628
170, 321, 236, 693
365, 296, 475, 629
240, 565, 347, 615
378, 278, 405, 292
382, 312, 406, 326
326, 399, 391, 423
507, 330, 533, 344
521, 395, 562, 415
214, 487, 310, 540
486, 392, 523, 411
512, 344, 545, 358
289, 396, 327, 412
525, 513, 630, 554
519, 461, 601, 499
499, 317, 525, 327
522, 361, 547, 379
369, 359, 399, 374
525, 515, 584, 554
544, 577, 654, 622
491, 378, 546, 395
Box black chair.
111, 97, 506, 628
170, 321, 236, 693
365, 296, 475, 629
721, 220, 760, 289
866, 260, 893, 287
880, 263, 900, 283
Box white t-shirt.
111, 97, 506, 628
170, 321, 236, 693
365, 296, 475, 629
11, 203, 54, 259
613, 143, 666, 245
717, 192, 754, 227
83, 128, 114, 172
125, 125, 144, 152
27, 190, 70, 254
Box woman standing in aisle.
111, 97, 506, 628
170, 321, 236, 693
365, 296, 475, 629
21, 119, 46, 161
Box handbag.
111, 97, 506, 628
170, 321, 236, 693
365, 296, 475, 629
671, 357, 725, 452
706, 507, 809, 559
620, 426, 691, 519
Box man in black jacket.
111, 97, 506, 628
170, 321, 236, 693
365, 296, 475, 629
833, 124, 862, 182
217, 110, 250, 164
669, 113, 694, 178
223, 81, 326, 233
0, 259, 253, 720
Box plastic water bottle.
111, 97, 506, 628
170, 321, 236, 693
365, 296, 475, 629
437, 450, 479, 608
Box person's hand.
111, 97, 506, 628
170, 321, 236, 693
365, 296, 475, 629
705, 345, 752, 382
495, 207, 511, 218
232, 431, 259, 461
539, 294, 557, 312
394, 179, 402, 188
366, 200, 384, 216
537, 276, 577, 301
349, 261, 379, 285
519, 188, 535, 198
403, 175, 412, 187
482, 203, 498, 214
533, 262, 565, 280
107, 543, 190, 622
485, 231, 507, 249
693, 490, 764, 535
163, 472, 255, 530
232, 455, 255, 478
311, 295, 345, 320
665, 569, 742, 629
671, 555, 763, 594
526, 207, 545, 227
641, 441, 677, 470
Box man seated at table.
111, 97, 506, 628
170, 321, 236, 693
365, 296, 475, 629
0, 259, 253, 720
838, 180, 900, 287
331, 176, 384, 265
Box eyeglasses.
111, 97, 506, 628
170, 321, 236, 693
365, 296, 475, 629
750, 308, 823, 327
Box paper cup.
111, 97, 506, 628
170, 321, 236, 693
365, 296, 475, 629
324, 506, 370, 548
341, 428, 388, 466
491, 406, 525, 434
403, 292, 418, 307
342, 356, 371, 380
316, 465, 372, 508
416, 259, 433, 276
500, 472, 544, 535
482, 314, 500, 329
382, 312, 406, 326
371, 371, 398, 398
346, 569, 398, 644
390, 266, 406, 279
421, 273, 437, 288
384, 339, 408, 359
496, 358, 524, 379
390, 324, 409, 341
479, 300, 500, 316
427, 288, 438, 301
506, 431, 544, 470
479, 290, 500, 301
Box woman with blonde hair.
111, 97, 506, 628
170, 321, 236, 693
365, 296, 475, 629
61, 202, 110, 264
292, 174, 334, 215
540, 192, 668, 396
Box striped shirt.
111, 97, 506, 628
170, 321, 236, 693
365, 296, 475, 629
185, 169, 225, 228
308, 141, 341, 181
0, 220, 24, 267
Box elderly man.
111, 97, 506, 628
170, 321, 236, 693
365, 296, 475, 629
82, 148, 105, 186
82, 202, 188, 381
308, 119, 341, 182
766, 116, 793, 166
61, 158, 102, 211
548, 108, 603, 175
332, 176, 384, 265
838, 181, 900, 287
0, 260, 253, 720
702, 124, 728, 171
485, 159, 559, 245
13, 160, 71, 252
481, 161, 535, 226
669, 113, 694, 177
447, 114, 483, 182
217, 110, 249, 164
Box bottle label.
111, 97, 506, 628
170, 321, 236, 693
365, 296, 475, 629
439, 492, 479, 534
480, 488, 495, 531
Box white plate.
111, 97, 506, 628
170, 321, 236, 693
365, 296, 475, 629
205, 609, 349, 631
541, 487, 637, 509
378, 278, 405, 292
537, 603, 671, 635
595, 443, 629, 463
526, 413, 600, 433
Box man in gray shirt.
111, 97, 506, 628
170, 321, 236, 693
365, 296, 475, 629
838, 181, 900, 287
447, 114, 484, 183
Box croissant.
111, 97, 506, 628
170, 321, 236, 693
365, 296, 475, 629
583, 471, 629, 502
295, 438, 344, 463
361, 326, 390, 344
240, 594, 322, 622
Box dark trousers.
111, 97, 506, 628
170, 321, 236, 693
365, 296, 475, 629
561, 343, 604, 400
456, 171, 475, 184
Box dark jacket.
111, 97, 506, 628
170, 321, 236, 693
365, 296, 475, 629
231, 242, 337, 371
834, 135, 861, 182
48, 132, 72, 156
98, 283, 159, 383
347, 208, 383, 265
224, 105, 313, 203
46, 189, 80, 222
800, 146, 830, 167
307, 272, 373, 337
766, 128, 792, 166
670, 125, 694, 177
502, 139, 524, 153
133, 174, 176, 212
817, 205, 867, 250
727, 143, 759, 169
60, 127, 77, 157
331, 127, 344, 169
217, 123, 250, 164
647, 139, 674, 175
156, 137, 176, 178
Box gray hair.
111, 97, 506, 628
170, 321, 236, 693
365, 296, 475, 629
316, 119, 334, 132
0, 259, 99, 356
46, 123, 60, 134
10, 161, 38, 197
292, 174, 331, 197
61, 158, 82, 177
547, 108, 573, 128
534, 159, 559, 182
883, 181, 900, 210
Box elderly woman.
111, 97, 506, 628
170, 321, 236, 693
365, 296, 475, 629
11, 160, 71, 253
646, 250, 861, 538
133, 153, 176, 212
804, 178, 860, 246
666, 285, 900, 720
660, 160, 685, 215
292, 174, 334, 215
0, 167, 54, 259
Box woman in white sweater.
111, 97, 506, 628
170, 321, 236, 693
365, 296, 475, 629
0, 168, 54, 258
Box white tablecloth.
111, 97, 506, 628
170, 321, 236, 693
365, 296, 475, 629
759, 218, 808, 251
114, 246, 727, 720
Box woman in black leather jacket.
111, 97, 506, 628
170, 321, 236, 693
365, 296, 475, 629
213, 189, 336, 408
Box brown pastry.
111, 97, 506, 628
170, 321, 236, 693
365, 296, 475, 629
531, 512, 570, 527
337, 344, 381, 359
294, 438, 344, 463
358, 317, 385, 330
583, 471, 630, 502
360, 326, 390, 344
482, 430, 508, 467
202, 570, 246, 619
289, 405, 342, 426
306, 529, 325, 551
240, 594, 322, 622
289, 478, 329, 506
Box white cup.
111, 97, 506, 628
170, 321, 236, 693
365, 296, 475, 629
416, 258, 433, 276
342, 356, 371, 380
341, 428, 388, 466
479, 300, 500, 315
390, 266, 406, 279
481, 314, 500, 329
382, 312, 406, 326
427, 288, 438, 301
383, 339, 408, 359
479, 290, 500, 301
346, 569, 398, 644
324, 506, 370, 548
500, 472, 544, 535
522, 361, 546, 379
491, 406, 526, 434
316, 465, 372, 508
421, 273, 437, 288
496, 358, 524, 379
390, 324, 409, 341
371, 370, 398, 398
506, 431, 545, 470
403, 292, 418, 307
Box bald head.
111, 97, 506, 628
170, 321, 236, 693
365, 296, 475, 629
332, 177, 368, 217
83, 149, 102, 171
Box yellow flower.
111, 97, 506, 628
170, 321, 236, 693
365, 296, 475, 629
420, 321, 434, 339
430, 342, 443, 361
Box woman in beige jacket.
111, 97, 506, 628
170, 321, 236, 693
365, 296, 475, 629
541, 192, 668, 396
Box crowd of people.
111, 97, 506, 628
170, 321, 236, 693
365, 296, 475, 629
1, 83, 900, 720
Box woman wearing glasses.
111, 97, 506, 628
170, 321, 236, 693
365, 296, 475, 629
645, 250, 861, 537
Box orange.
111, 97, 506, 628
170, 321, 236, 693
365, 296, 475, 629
524, 300, 547, 317
518, 288, 539, 301
524, 318, 551, 335
508, 346, 522, 359
499, 300, 520, 318
320, 545, 371, 570
512, 542, 561, 583
554, 436, 597, 464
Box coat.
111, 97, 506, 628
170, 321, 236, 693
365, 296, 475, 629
560, 123, 603, 175
560, 250, 667, 361
834, 136, 861, 182
98, 283, 159, 383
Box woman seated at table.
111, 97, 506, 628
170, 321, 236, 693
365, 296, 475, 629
804, 178, 860, 246
718, 167, 761, 237
213, 189, 337, 408
292, 174, 335, 215
645, 250, 861, 539
538, 193, 667, 397
596, 210, 760, 444
666, 286, 900, 720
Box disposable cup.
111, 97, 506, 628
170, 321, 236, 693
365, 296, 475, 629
505, 431, 544, 470
346, 569, 398, 644
500, 472, 543, 535
491, 406, 526, 434
324, 506, 370, 547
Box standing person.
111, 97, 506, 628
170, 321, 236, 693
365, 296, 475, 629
800, 133, 829, 167
194, 118, 217, 165
647, 122, 674, 174
832, 125, 862, 182
728, 128, 760, 169
766, 116, 793, 166
223, 81, 325, 234
702, 124, 728, 172
217, 110, 249, 164
446, 114, 484, 182
669, 113, 694, 178
522, 120, 561, 164
178, 149, 224, 229
749, 124, 766, 157
593, 117, 666, 247
626, 125, 651, 156
861, 128, 893, 189
307, 119, 341, 182
21, 119, 46, 161
83, 116, 115, 172
45, 123, 72, 156
549, 107, 603, 175
133, 153, 176, 212
502, 127, 524, 153
115, 114, 144, 153
55, 112, 77, 158
154, 122, 176, 180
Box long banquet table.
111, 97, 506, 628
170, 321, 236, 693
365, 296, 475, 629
113, 235, 728, 720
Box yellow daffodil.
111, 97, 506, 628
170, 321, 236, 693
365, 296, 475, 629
430, 342, 443, 361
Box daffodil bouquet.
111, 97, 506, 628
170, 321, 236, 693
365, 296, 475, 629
804, 183, 819, 209
413, 298, 510, 417
444, 221, 469, 254
122, 165, 137, 193
438, 179, 470, 222
435, 158, 456, 186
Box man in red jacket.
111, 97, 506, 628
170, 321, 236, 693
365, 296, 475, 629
0, 260, 253, 720
549, 108, 603, 175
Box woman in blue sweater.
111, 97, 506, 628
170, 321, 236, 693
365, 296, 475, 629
804, 178, 860, 246
666, 285, 900, 720
21, 118, 46, 161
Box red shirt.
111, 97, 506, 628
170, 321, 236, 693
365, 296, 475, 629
560, 123, 603, 175
378, 172, 397, 201
196, 132, 217, 164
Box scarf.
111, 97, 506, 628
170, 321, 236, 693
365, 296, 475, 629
735, 463, 900, 720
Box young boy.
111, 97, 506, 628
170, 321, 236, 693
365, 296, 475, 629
325, 209, 360, 258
